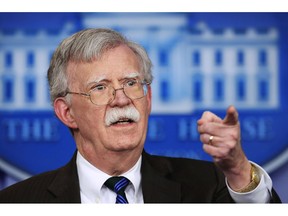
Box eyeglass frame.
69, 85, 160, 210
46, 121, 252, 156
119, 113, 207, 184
64, 79, 151, 106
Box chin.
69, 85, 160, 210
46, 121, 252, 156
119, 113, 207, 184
109, 138, 142, 152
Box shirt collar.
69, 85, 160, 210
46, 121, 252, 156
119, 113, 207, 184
76, 151, 142, 203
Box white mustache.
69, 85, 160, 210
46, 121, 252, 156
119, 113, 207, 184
105, 106, 140, 126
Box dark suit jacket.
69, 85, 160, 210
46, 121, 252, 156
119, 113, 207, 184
0, 151, 281, 203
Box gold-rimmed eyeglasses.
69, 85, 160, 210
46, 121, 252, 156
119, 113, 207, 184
65, 79, 150, 106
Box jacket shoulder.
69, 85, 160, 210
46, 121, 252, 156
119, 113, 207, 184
0, 153, 80, 203
0, 169, 59, 202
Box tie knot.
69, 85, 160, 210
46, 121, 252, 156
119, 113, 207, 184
104, 176, 130, 194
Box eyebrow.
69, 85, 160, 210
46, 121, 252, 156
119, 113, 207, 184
87, 72, 141, 86
90, 75, 107, 84
125, 72, 141, 79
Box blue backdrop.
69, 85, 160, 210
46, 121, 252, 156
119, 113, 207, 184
0, 12, 288, 202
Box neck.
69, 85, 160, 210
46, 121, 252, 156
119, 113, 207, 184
78, 144, 142, 176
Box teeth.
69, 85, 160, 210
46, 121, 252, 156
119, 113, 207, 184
113, 118, 133, 125
119, 119, 128, 122
117, 121, 129, 124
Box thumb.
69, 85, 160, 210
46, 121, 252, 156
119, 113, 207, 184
223, 105, 239, 125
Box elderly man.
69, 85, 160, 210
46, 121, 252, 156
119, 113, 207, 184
0, 28, 281, 203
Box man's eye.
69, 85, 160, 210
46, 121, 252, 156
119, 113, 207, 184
126, 80, 137, 87
92, 85, 106, 92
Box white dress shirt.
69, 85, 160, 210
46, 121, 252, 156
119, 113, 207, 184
76, 152, 272, 203
76, 151, 143, 203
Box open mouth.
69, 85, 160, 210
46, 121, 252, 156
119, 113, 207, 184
111, 118, 135, 125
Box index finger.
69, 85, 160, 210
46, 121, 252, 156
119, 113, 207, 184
223, 105, 239, 125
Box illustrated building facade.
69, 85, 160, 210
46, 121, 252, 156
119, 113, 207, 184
0, 14, 279, 113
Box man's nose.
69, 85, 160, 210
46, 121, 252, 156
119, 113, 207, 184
109, 87, 131, 107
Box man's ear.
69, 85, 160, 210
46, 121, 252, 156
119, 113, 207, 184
54, 97, 78, 129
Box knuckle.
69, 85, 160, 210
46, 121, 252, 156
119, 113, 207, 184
199, 135, 205, 143
201, 111, 212, 119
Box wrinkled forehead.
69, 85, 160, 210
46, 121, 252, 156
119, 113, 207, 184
87, 72, 143, 88
65, 50, 143, 89
67, 63, 142, 87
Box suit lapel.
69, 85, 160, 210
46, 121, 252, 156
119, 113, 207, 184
44, 151, 183, 203
47, 152, 81, 203
141, 152, 182, 203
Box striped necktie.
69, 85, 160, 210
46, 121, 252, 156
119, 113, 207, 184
104, 176, 130, 204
